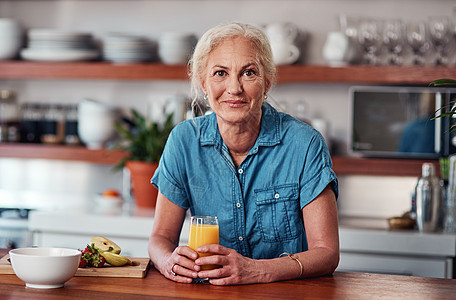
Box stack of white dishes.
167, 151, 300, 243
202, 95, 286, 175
0, 18, 23, 60
158, 32, 197, 64
21, 29, 99, 62
102, 34, 153, 63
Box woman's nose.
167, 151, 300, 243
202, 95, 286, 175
227, 76, 243, 95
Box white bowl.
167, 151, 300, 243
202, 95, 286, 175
78, 99, 118, 149
9, 247, 81, 289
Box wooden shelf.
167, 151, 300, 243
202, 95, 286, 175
0, 61, 455, 84
0, 143, 128, 165
0, 143, 439, 176
331, 156, 439, 177
0, 62, 450, 176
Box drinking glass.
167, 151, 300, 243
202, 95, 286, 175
382, 19, 405, 65
358, 18, 382, 65
428, 16, 450, 65
406, 20, 429, 65
188, 216, 219, 271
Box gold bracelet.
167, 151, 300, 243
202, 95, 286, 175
279, 252, 303, 278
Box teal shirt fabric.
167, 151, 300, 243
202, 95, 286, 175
151, 102, 338, 259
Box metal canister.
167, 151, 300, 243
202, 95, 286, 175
415, 163, 442, 232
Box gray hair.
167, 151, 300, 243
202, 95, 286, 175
188, 22, 276, 114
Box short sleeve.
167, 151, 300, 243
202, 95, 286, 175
299, 133, 338, 209
150, 126, 190, 209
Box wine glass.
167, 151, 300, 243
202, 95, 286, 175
383, 19, 405, 65
358, 18, 382, 65
428, 16, 450, 65
406, 20, 430, 65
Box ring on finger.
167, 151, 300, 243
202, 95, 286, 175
171, 263, 177, 276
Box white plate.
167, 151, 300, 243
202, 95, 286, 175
28, 29, 92, 41
21, 48, 99, 62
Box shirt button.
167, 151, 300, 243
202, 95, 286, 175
238, 236, 244, 241
236, 203, 241, 208
238, 169, 243, 174
275, 193, 280, 199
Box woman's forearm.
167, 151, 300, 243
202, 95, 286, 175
258, 246, 339, 283
148, 234, 177, 275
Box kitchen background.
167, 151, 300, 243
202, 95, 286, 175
0, 1, 455, 226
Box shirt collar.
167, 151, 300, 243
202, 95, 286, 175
199, 102, 281, 148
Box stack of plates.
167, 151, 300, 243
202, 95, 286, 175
102, 34, 154, 63
21, 29, 99, 62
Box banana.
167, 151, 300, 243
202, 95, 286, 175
100, 252, 132, 267
91, 236, 121, 254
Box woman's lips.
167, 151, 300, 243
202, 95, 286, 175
223, 100, 247, 107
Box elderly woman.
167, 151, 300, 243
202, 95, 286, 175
148, 22, 339, 285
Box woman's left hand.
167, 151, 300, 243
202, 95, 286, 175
194, 244, 263, 285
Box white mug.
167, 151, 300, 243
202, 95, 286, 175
270, 42, 300, 65
265, 22, 299, 43
322, 31, 358, 66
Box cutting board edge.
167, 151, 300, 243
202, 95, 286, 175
0, 254, 150, 278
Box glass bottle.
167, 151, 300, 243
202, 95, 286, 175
21, 103, 43, 143
41, 104, 65, 144
0, 90, 20, 143
64, 104, 80, 145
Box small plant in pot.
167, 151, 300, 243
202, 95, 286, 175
112, 109, 174, 208
431, 79, 456, 130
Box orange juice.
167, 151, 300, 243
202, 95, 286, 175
188, 223, 219, 270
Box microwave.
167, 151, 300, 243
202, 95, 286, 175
350, 86, 456, 158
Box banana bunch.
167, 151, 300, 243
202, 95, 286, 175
91, 236, 132, 267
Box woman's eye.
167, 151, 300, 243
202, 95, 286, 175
214, 70, 226, 76
243, 69, 256, 77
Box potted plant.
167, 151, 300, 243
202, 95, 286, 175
113, 109, 174, 208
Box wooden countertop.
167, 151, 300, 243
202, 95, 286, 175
1, 249, 455, 299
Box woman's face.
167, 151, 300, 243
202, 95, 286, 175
201, 36, 270, 127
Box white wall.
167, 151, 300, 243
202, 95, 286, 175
1, 0, 453, 217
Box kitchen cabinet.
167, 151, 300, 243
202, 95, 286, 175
338, 223, 456, 279
1, 62, 453, 175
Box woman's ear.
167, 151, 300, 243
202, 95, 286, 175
265, 80, 271, 94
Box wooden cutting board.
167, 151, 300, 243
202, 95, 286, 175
0, 254, 150, 278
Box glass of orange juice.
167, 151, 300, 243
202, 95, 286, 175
188, 215, 219, 271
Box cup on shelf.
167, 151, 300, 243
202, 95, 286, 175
270, 41, 300, 65
322, 31, 358, 66
265, 22, 301, 65
264, 22, 299, 44
0, 18, 23, 60
158, 32, 197, 64
77, 99, 118, 149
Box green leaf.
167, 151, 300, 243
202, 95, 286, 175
110, 108, 175, 170
429, 79, 456, 86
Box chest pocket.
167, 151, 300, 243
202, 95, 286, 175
254, 183, 302, 242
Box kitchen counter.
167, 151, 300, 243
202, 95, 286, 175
28, 210, 456, 277
1, 248, 455, 299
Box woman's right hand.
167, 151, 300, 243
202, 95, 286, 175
164, 245, 200, 283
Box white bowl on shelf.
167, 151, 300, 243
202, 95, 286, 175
78, 99, 118, 149
158, 32, 196, 64
9, 247, 81, 289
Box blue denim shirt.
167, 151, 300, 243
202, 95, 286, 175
151, 102, 338, 259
